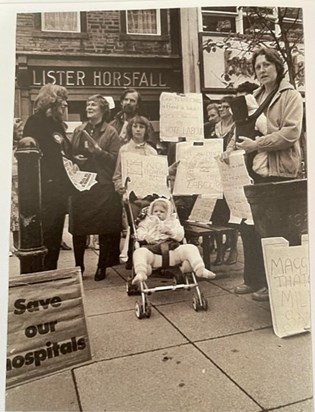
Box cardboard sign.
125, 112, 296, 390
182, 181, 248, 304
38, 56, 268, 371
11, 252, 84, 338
159, 92, 204, 142
173, 140, 223, 196
216, 151, 253, 222
188, 195, 217, 223
121, 152, 170, 198
262, 236, 310, 338
6, 268, 91, 388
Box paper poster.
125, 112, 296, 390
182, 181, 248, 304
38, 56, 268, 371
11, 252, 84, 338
159, 92, 204, 142
262, 235, 310, 338
216, 150, 253, 222
173, 139, 223, 197
6, 268, 91, 388
121, 152, 170, 198
188, 195, 217, 223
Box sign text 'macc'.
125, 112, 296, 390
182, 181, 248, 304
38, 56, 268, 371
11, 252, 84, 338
32, 68, 167, 88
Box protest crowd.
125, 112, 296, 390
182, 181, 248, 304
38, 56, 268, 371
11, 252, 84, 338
11, 47, 305, 305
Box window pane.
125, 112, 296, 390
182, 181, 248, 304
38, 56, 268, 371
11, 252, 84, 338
42, 12, 80, 32
202, 7, 237, 13
127, 10, 159, 34
203, 16, 236, 32
279, 7, 303, 20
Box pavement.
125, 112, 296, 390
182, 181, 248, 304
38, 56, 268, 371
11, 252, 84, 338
5, 232, 313, 412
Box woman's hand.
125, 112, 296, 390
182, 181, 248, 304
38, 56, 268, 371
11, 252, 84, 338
236, 136, 258, 153
117, 186, 127, 196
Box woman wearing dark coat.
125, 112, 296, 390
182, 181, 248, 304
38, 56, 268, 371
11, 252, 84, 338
69, 95, 122, 281
23, 84, 71, 271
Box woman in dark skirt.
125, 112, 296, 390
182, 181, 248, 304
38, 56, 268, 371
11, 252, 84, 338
69, 95, 122, 281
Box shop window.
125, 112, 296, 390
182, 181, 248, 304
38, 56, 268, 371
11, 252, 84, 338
120, 9, 168, 40
41, 12, 81, 33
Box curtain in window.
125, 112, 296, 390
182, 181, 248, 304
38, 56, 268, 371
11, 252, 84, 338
127, 10, 157, 34
43, 12, 79, 32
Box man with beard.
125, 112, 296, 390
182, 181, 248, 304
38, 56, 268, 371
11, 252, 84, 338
110, 88, 156, 148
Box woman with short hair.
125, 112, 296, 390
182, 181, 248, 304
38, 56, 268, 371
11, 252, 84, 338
69, 94, 122, 281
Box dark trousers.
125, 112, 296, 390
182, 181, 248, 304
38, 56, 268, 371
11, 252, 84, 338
73, 232, 121, 272
42, 195, 67, 271
239, 221, 267, 290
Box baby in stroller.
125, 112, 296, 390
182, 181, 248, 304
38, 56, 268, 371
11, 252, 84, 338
132, 197, 216, 284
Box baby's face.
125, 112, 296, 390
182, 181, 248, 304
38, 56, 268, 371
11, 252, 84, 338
152, 204, 167, 221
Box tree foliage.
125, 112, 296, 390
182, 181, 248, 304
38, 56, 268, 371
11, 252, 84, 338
202, 7, 304, 89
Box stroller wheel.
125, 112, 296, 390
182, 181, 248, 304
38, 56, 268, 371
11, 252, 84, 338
192, 295, 201, 312
201, 297, 208, 311
135, 301, 145, 319
144, 302, 151, 318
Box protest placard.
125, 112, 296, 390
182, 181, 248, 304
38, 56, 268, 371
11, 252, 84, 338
121, 152, 170, 198
173, 139, 223, 197
262, 235, 310, 338
188, 195, 217, 223
216, 151, 253, 222
6, 268, 91, 388
159, 92, 204, 142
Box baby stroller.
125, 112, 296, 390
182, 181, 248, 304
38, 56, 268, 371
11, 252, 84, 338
123, 178, 209, 319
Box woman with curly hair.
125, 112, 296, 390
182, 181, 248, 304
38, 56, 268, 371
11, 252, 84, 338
22, 83, 72, 270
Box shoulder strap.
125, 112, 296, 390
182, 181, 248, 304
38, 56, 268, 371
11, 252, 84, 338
249, 87, 278, 121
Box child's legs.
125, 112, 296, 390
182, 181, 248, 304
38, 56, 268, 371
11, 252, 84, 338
170, 244, 215, 279
133, 248, 162, 277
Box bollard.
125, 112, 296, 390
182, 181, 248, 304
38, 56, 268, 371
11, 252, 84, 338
14, 137, 47, 273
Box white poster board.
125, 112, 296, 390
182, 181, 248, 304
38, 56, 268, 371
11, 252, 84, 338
173, 140, 223, 196
159, 92, 204, 142
6, 268, 91, 388
188, 195, 217, 223
216, 150, 253, 222
262, 235, 310, 338
121, 152, 170, 198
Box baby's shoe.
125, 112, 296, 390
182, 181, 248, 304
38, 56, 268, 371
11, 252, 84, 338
196, 267, 216, 280
132, 272, 148, 285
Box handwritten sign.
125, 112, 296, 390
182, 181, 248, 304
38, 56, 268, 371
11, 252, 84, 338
160, 92, 204, 142
188, 195, 217, 222
121, 152, 170, 198
216, 151, 253, 222
173, 140, 223, 196
6, 268, 91, 388
262, 235, 310, 338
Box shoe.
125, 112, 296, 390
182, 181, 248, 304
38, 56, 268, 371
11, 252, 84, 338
234, 283, 254, 294
60, 241, 72, 250
94, 267, 106, 281
252, 287, 269, 302
125, 259, 132, 270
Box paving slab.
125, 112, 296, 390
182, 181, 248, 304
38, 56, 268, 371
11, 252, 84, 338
157, 293, 272, 341
82, 266, 126, 290
272, 399, 313, 411
196, 329, 312, 410
6, 370, 79, 412
87, 309, 188, 361
84, 284, 136, 316
74, 344, 260, 412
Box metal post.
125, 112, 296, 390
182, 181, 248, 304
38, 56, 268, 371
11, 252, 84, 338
14, 137, 47, 273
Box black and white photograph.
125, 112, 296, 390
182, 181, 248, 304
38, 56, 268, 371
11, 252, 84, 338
0, 1, 314, 411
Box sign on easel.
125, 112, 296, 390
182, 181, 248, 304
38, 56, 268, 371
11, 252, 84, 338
6, 268, 91, 388
173, 140, 223, 196
262, 235, 310, 338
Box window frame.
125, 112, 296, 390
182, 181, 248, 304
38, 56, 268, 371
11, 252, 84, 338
120, 9, 168, 41
41, 11, 81, 33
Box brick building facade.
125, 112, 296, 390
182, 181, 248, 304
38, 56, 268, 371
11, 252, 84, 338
15, 9, 183, 125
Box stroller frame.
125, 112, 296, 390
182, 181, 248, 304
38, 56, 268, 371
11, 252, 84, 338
123, 177, 208, 319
